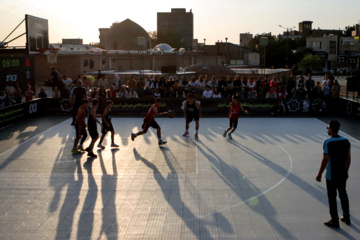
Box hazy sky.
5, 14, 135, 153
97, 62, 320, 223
1, 0, 359, 47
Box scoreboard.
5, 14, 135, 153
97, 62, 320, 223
0, 56, 34, 91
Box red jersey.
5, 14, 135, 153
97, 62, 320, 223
76, 107, 86, 126
230, 102, 241, 120
144, 104, 158, 123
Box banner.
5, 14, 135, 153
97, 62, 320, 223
0, 99, 43, 127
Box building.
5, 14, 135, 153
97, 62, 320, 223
239, 33, 253, 47
299, 21, 313, 36
306, 35, 338, 68
157, 8, 193, 50
352, 21, 360, 37
99, 19, 151, 50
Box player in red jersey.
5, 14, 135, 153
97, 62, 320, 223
72, 99, 89, 154
223, 95, 248, 139
131, 97, 170, 145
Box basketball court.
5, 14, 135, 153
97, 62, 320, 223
0, 117, 359, 239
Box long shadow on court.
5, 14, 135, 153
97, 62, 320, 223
98, 148, 119, 239
196, 141, 296, 240
77, 159, 97, 239
133, 147, 233, 239
49, 160, 83, 240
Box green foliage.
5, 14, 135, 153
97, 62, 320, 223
344, 25, 355, 37
298, 53, 323, 69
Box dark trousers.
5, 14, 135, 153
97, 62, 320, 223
72, 103, 81, 123
326, 179, 350, 220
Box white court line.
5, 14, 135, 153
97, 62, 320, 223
0, 118, 71, 157
164, 130, 294, 226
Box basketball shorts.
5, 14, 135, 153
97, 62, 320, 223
102, 122, 114, 134
142, 120, 160, 132
75, 124, 87, 139
229, 118, 238, 129
186, 113, 199, 123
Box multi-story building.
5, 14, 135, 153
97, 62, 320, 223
157, 8, 193, 50
306, 35, 338, 68
239, 33, 253, 47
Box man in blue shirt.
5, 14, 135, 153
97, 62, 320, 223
316, 120, 351, 228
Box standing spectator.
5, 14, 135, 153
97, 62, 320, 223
25, 85, 34, 102
263, 77, 270, 97
180, 76, 188, 90
70, 80, 87, 125
305, 74, 315, 98
209, 76, 218, 89
233, 75, 242, 95
202, 85, 213, 98
137, 78, 145, 97
62, 75, 72, 89
145, 76, 154, 89
218, 76, 227, 93
114, 74, 121, 87
286, 76, 296, 99
297, 76, 305, 90
38, 87, 48, 98
50, 66, 61, 97
144, 87, 154, 98
316, 120, 351, 228
331, 80, 340, 98
127, 75, 137, 90
98, 75, 109, 89
226, 76, 234, 95
314, 81, 322, 98
270, 77, 279, 93
128, 88, 138, 98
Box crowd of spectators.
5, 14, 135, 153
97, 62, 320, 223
1, 67, 342, 109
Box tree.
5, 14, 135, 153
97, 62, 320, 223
298, 53, 324, 70
90, 42, 105, 49
148, 31, 158, 47
344, 25, 355, 37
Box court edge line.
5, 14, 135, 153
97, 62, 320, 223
0, 118, 71, 157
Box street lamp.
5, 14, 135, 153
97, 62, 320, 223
225, 37, 228, 65
279, 25, 295, 68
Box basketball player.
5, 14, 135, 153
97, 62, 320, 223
72, 99, 89, 154
223, 95, 248, 139
98, 100, 119, 149
131, 97, 169, 145
85, 98, 102, 157
183, 93, 201, 139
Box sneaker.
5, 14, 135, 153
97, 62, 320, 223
85, 147, 90, 152
77, 146, 85, 151
183, 131, 189, 137
97, 144, 105, 149
131, 133, 137, 141
223, 131, 227, 137
195, 133, 198, 139
111, 143, 119, 148
324, 219, 340, 228
228, 133, 232, 139
158, 140, 167, 145
340, 216, 351, 225
87, 152, 97, 158
71, 148, 81, 154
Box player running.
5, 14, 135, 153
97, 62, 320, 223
131, 97, 169, 145
72, 99, 89, 154
223, 95, 248, 139
85, 98, 102, 157
98, 100, 119, 149
183, 93, 201, 139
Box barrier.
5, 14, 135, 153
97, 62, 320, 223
0, 99, 44, 128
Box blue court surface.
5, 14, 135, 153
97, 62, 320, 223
0, 117, 359, 240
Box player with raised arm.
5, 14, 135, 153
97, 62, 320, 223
183, 93, 201, 139
131, 97, 169, 145
223, 95, 248, 139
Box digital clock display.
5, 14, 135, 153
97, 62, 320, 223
0, 56, 34, 91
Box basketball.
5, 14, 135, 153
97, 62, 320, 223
167, 110, 176, 118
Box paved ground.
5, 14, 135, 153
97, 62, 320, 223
0, 117, 359, 240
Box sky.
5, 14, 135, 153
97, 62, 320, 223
1, 0, 359, 47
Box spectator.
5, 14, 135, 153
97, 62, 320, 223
128, 88, 138, 98
38, 87, 48, 98
323, 81, 331, 99
117, 86, 129, 98
305, 74, 315, 98
218, 76, 227, 92
159, 77, 167, 96
50, 66, 61, 97
187, 85, 195, 95
70, 80, 87, 125
114, 74, 121, 87
154, 88, 161, 97
248, 89, 257, 98
286, 76, 296, 98
13, 83, 22, 103
25, 85, 34, 102
195, 85, 203, 98
0, 90, 5, 108
263, 77, 270, 97
136, 78, 145, 97
270, 99, 286, 116
3, 91, 14, 107
222, 86, 230, 98
62, 75, 72, 89
196, 75, 206, 90
291, 64, 299, 76
266, 87, 277, 98
314, 81, 322, 98
203, 85, 213, 98
4, 81, 16, 97
176, 87, 186, 98
145, 76, 154, 89
108, 85, 117, 98
180, 76, 188, 90
144, 87, 153, 98
98, 75, 109, 89
277, 87, 287, 99
297, 76, 305, 90
209, 76, 218, 89
233, 75, 242, 95
226, 76, 234, 94
128, 75, 137, 90
212, 88, 221, 98
188, 77, 197, 89
96, 70, 103, 81
294, 87, 306, 98
270, 77, 279, 93
331, 80, 340, 98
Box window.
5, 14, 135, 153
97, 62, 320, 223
330, 41, 336, 54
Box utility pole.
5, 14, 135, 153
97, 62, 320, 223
279, 25, 295, 68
